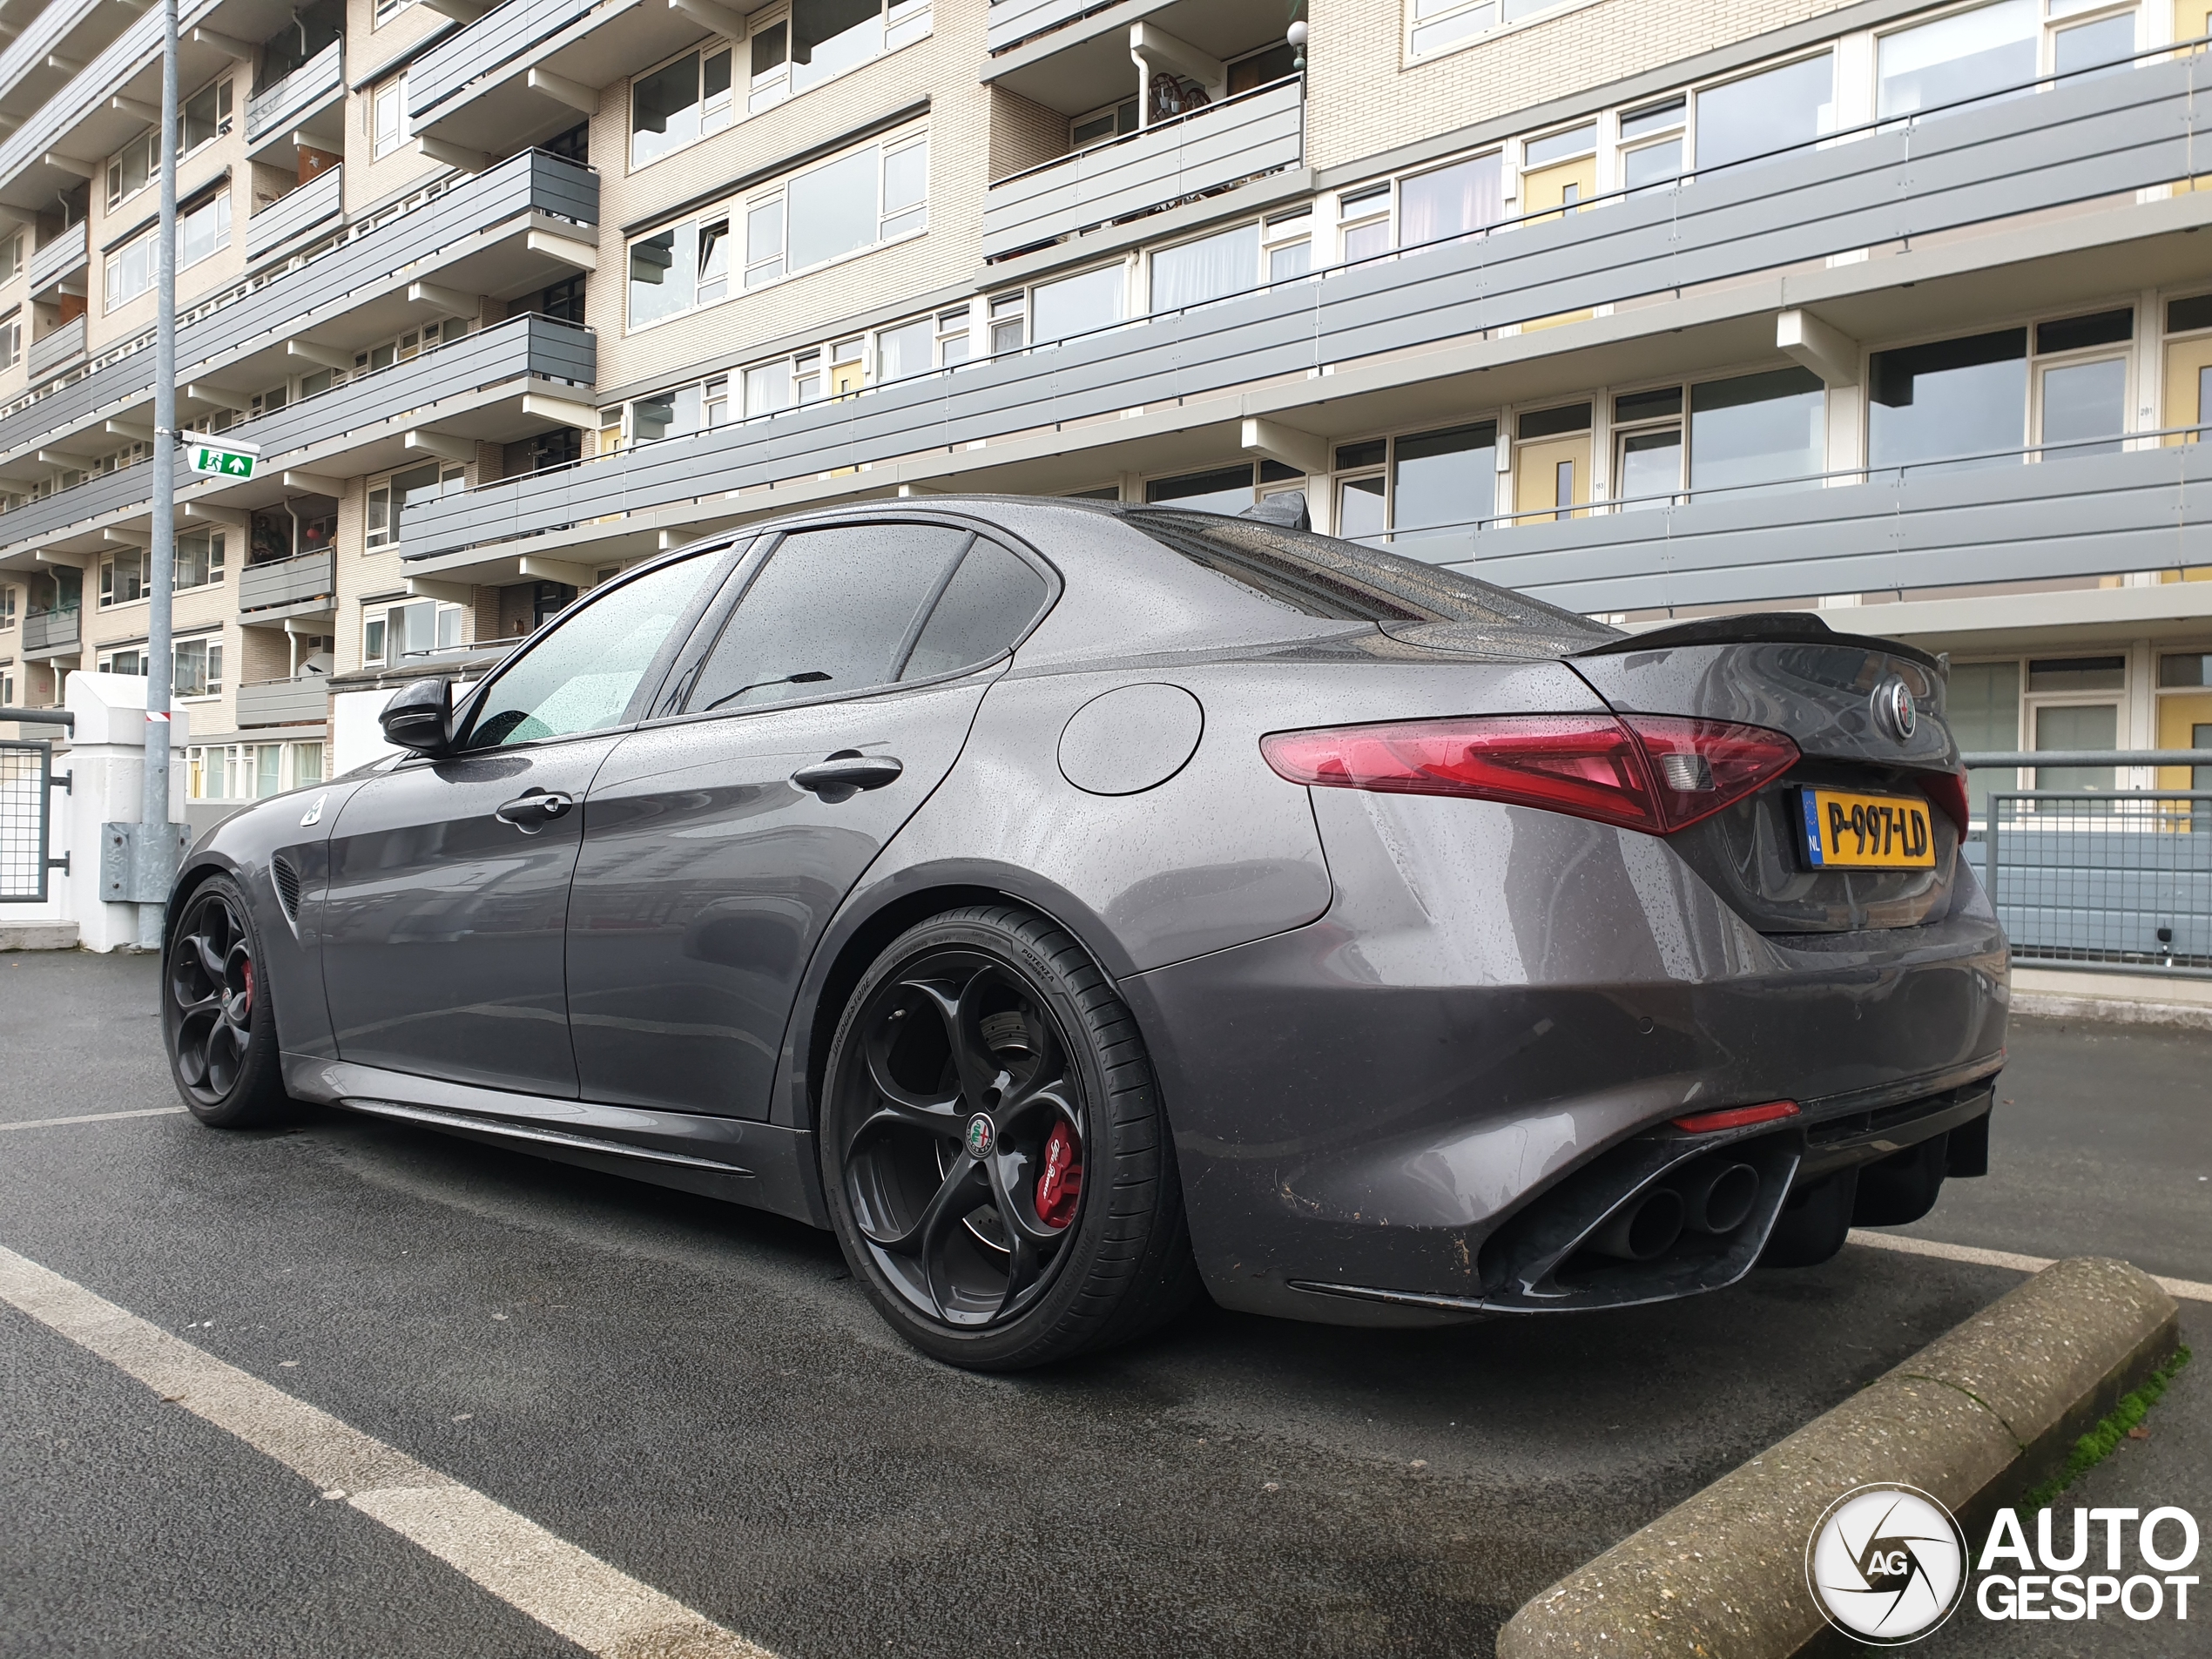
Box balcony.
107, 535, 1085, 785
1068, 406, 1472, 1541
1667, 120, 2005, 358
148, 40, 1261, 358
0, 0, 165, 211
0, 312, 596, 561
0, 148, 597, 471
246, 40, 343, 158
23, 605, 79, 658
986, 0, 1105, 54
235, 675, 329, 728
28, 221, 87, 300
238, 548, 336, 616
408, 0, 697, 154
984, 75, 1303, 260
27, 315, 86, 381
246, 165, 343, 264
403, 53, 2204, 573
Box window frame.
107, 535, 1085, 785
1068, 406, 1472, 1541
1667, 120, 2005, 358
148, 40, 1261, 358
1404, 0, 1586, 62
364, 461, 465, 550
105, 227, 158, 311
372, 77, 409, 159
361, 596, 466, 667
629, 39, 736, 172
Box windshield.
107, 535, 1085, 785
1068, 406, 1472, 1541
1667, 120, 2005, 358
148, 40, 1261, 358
1122, 508, 1621, 649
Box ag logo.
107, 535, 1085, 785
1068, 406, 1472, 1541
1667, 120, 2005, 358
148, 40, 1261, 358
1805, 1483, 1968, 1644
1874, 676, 1918, 742
964, 1115, 995, 1159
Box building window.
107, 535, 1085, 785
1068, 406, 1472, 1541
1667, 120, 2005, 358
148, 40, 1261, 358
1401, 152, 1503, 250
2027, 654, 2125, 792
179, 76, 233, 154
99, 547, 148, 608
1695, 52, 1835, 174
1338, 183, 1390, 263
375, 0, 412, 24
1151, 223, 1259, 313
353, 317, 470, 378
631, 44, 734, 170
623, 375, 731, 444
175, 529, 227, 590
179, 189, 232, 272
1071, 97, 1138, 149
1521, 124, 1595, 221
1871, 308, 2133, 472
173, 636, 222, 697
1871, 0, 2127, 120
0, 314, 18, 371
105, 230, 157, 310
0, 586, 15, 628
365, 462, 463, 548
738, 131, 927, 293
1613, 371, 1827, 509
1145, 461, 1303, 514
0, 666, 12, 705
631, 213, 730, 328
1406, 0, 1571, 58
107, 129, 159, 209
373, 78, 408, 159
1332, 423, 1498, 544
1619, 98, 1686, 194
362, 597, 464, 665
0, 231, 19, 285
744, 1, 933, 114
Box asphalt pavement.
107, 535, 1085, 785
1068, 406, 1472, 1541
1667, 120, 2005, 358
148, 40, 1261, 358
0, 950, 2204, 1658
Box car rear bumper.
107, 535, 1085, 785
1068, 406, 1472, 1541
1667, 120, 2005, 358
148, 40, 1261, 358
1120, 791, 2009, 1325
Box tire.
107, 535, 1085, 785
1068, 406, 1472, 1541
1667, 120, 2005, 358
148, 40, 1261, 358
162, 874, 293, 1129
1757, 1166, 1858, 1269
819, 904, 1200, 1370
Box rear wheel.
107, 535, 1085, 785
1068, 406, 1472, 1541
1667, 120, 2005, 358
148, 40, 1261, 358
819, 905, 1198, 1370
163, 875, 292, 1128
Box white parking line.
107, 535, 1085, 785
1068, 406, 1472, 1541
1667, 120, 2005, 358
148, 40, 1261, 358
0, 1244, 778, 1659
1849, 1229, 2212, 1304
0, 1108, 187, 1131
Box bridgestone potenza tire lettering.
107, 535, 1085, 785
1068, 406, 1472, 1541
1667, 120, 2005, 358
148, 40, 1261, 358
820, 904, 1200, 1370
163, 873, 294, 1129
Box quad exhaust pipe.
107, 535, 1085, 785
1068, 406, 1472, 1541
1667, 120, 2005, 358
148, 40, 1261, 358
1584, 1160, 1760, 1260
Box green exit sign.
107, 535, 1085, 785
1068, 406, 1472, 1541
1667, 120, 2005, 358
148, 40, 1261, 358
187, 442, 260, 479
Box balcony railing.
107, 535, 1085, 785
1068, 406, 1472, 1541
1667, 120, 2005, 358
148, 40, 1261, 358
0, 0, 216, 198
23, 606, 80, 655
0, 0, 109, 111
0, 313, 597, 560
239, 549, 337, 614
246, 165, 344, 264
984, 76, 1304, 260
28, 221, 87, 297
0, 149, 597, 470
986, 0, 1116, 56
235, 676, 330, 727
409, 0, 601, 121
27, 316, 86, 381
403, 48, 2208, 575
246, 40, 343, 142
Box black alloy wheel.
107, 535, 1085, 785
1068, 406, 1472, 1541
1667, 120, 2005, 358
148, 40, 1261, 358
164, 875, 291, 1127
822, 905, 1198, 1370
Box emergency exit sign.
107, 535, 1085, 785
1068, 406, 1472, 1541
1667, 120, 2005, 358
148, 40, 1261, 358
186, 440, 260, 478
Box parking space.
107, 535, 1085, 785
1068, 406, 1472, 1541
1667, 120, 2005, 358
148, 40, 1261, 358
1, 952, 2204, 1657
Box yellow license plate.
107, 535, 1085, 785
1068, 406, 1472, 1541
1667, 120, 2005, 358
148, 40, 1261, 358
1799, 788, 1937, 870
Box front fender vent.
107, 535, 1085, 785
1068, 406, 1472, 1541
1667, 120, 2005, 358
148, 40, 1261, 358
271, 853, 303, 934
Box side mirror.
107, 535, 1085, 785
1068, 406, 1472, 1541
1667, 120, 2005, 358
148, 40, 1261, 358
379, 677, 453, 756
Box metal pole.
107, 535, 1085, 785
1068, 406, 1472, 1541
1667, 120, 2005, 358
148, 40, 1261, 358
138, 0, 180, 949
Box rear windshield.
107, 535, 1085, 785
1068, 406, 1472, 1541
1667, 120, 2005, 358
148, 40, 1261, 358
1123, 508, 1619, 649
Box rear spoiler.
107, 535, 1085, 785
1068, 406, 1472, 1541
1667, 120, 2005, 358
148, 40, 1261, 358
1570, 610, 1943, 673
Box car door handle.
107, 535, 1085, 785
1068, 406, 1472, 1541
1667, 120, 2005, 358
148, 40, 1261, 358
791, 752, 903, 802
494, 790, 574, 831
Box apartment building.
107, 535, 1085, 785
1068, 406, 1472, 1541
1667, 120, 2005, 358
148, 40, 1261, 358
0, 0, 2207, 822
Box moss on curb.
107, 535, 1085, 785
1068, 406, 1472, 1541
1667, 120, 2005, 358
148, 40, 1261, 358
2022, 1345, 2193, 1511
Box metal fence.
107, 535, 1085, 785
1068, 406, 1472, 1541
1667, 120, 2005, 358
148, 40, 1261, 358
0, 739, 52, 903
1982, 792, 2212, 977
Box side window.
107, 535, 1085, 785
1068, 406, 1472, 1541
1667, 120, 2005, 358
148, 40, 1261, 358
461, 553, 716, 748
685, 523, 973, 712
901, 541, 1049, 680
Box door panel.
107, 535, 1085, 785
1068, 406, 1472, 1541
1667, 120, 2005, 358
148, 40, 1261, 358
567, 681, 989, 1116
2163, 336, 2212, 580
321, 740, 617, 1093
1514, 434, 1590, 521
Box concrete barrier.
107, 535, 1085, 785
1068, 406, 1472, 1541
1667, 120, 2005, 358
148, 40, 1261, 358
1498, 1257, 2180, 1658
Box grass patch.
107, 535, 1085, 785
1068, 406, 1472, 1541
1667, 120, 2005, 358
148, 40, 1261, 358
2022, 1345, 2192, 1511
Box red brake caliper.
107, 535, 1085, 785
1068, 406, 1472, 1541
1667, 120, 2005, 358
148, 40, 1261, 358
1035, 1120, 1082, 1230
239, 958, 253, 1018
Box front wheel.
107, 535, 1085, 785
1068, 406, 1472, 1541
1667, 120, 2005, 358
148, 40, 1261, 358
819, 905, 1198, 1370
163, 875, 293, 1128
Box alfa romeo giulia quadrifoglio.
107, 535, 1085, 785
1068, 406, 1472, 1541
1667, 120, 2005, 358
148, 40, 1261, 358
163, 496, 2006, 1369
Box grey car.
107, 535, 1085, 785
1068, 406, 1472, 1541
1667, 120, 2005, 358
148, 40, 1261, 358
161, 496, 2007, 1370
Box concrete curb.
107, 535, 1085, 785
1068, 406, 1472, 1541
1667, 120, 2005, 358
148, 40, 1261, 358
0, 922, 78, 951
2012, 990, 2212, 1033
1496, 1258, 2181, 1659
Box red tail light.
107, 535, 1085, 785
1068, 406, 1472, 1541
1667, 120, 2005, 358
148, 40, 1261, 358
1920, 769, 1970, 835
1673, 1101, 1799, 1133
1261, 713, 1799, 834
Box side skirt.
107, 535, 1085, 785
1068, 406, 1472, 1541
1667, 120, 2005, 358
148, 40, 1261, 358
280, 1055, 830, 1228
